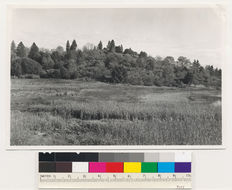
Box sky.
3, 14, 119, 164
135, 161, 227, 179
10, 8, 226, 68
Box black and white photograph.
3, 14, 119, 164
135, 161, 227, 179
9, 7, 224, 146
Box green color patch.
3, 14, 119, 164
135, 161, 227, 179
141, 162, 158, 173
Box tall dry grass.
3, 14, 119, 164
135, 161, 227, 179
11, 101, 221, 145
10, 79, 222, 145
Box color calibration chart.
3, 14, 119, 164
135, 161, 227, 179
39, 152, 192, 189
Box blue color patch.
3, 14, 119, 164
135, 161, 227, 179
158, 162, 175, 173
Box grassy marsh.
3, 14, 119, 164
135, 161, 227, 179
11, 79, 222, 145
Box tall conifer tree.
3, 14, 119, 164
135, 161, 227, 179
16, 42, 26, 57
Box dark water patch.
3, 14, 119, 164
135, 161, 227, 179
188, 94, 221, 104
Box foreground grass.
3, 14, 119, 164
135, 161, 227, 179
11, 79, 222, 145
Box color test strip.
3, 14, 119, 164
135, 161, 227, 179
124, 162, 141, 173
39, 162, 191, 173
39, 152, 191, 173
39, 152, 191, 162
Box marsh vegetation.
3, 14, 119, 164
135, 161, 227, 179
11, 79, 221, 145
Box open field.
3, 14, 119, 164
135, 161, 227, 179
10, 79, 222, 145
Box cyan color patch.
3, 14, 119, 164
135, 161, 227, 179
158, 162, 175, 173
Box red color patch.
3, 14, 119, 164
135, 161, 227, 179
106, 162, 124, 173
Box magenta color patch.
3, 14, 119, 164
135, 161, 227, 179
89, 162, 106, 173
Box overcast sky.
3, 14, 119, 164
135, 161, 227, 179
10, 8, 226, 68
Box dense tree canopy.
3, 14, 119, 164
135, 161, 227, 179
10, 40, 221, 88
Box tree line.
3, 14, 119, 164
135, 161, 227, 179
11, 40, 221, 88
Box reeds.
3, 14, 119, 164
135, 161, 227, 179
10, 79, 222, 145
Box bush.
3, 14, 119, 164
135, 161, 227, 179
60, 66, 71, 79
11, 58, 22, 77
111, 65, 127, 83
40, 70, 49, 78
47, 69, 61, 78
20, 57, 42, 75
142, 71, 154, 86
70, 71, 78, 79
40, 52, 55, 70
126, 70, 143, 85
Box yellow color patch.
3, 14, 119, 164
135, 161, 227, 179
124, 162, 141, 173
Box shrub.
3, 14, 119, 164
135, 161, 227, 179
111, 65, 127, 83
142, 71, 154, 86
40, 52, 55, 70
126, 70, 143, 85
70, 71, 78, 79
60, 66, 71, 79
47, 69, 61, 78
11, 58, 22, 77
20, 57, 42, 75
